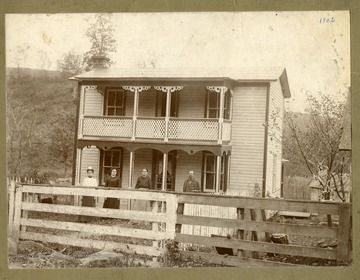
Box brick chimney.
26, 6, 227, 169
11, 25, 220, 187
91, 54, 110, 68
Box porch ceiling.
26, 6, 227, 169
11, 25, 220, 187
77, 140, 231, 156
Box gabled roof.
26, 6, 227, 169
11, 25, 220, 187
72, 66, 291, 98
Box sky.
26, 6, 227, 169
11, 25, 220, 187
5, 12, 350, 112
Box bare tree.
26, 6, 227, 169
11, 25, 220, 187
271, 91, 350, 201
83, 13, 117, 71
48, 113, 75, 177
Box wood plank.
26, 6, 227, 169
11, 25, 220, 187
179, 251, 298, 267
279, 211, 311, 218
176, 215, 337, 238
337, 204, 351, 264
22, 185, 174, 201
175, 234, 337, 260
20, 231, 164, 257
177, 194, 342, 215
21, 202, 169, 223
21, 218, 172, 240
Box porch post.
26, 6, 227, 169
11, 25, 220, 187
218, 88, 226, 145
154, 86, 183, 142
132, 89, 139, 141
129, 151, 134, 188
216, 155, 222, 193
78, 85, 86, 139
122, 86, 150, 141
162, 153, 168, 191
127, 151, 135, 210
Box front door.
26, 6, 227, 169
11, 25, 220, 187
152, 150, 177, 191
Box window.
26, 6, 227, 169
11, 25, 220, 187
205, 89, 231, 120
203, 153, 228, 192
105, 89, 125, 116
207, 91, 220, 118
101, 148, 123, 184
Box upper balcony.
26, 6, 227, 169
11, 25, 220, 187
80, 116, 232, 145
77, 84, 233, 146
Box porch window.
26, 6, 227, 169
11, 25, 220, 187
205, 89, 231, 120
100, 148, 123, 184
203, 153, 227, 192
105, 89, 125, 116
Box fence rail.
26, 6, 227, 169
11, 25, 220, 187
8, 182, 352, 266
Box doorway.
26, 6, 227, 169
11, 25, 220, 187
152, 150, 177, 191
155, 91, 179, 117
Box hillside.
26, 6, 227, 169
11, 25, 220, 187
6, 67, 78, 180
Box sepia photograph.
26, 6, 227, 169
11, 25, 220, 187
5, 11, 351, 269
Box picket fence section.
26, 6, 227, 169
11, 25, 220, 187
7, 181, 352, 267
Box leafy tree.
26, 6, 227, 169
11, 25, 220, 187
83, 13, 117, 71
57, 50, 84, 78
271, 91, 350, 201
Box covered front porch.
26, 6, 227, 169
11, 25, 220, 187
75, 141, 231, 193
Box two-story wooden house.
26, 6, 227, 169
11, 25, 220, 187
71, 57, 291, 197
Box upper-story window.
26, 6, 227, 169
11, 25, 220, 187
205, 89, 231, 120
105, 89, 125, 116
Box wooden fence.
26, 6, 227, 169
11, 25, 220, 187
8, 182, 177, 258
8, 182, 352, 267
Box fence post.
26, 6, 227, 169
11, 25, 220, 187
337, 203, 351, 264
236, 208, 245, 257
152, 200, 160, 258
12, 184, 24, 253
8, 180, 16, 236
174, 198, 184, 248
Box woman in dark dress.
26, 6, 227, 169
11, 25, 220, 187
103, 168, 121, 209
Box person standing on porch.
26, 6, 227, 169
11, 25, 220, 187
130, 168, 152, 225
135, 168, 151, 190
103, 168, 121, 209
78, 167, 98, 223
183, 170, 201, 192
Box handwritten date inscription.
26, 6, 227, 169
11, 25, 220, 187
320, 17, 335, 23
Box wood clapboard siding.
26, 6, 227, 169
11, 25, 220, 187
76, 86, 103, 183
178, 86, 205, 118
83, 87, 103, 116
79, 147, 100, 183
229, 86, 267, 193
266, 81, 285, 196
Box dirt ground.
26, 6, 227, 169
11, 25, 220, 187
8, 213, 344, 268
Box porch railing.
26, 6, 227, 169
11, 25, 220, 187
81, 116, 231, 143
82, 116, 133, 138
